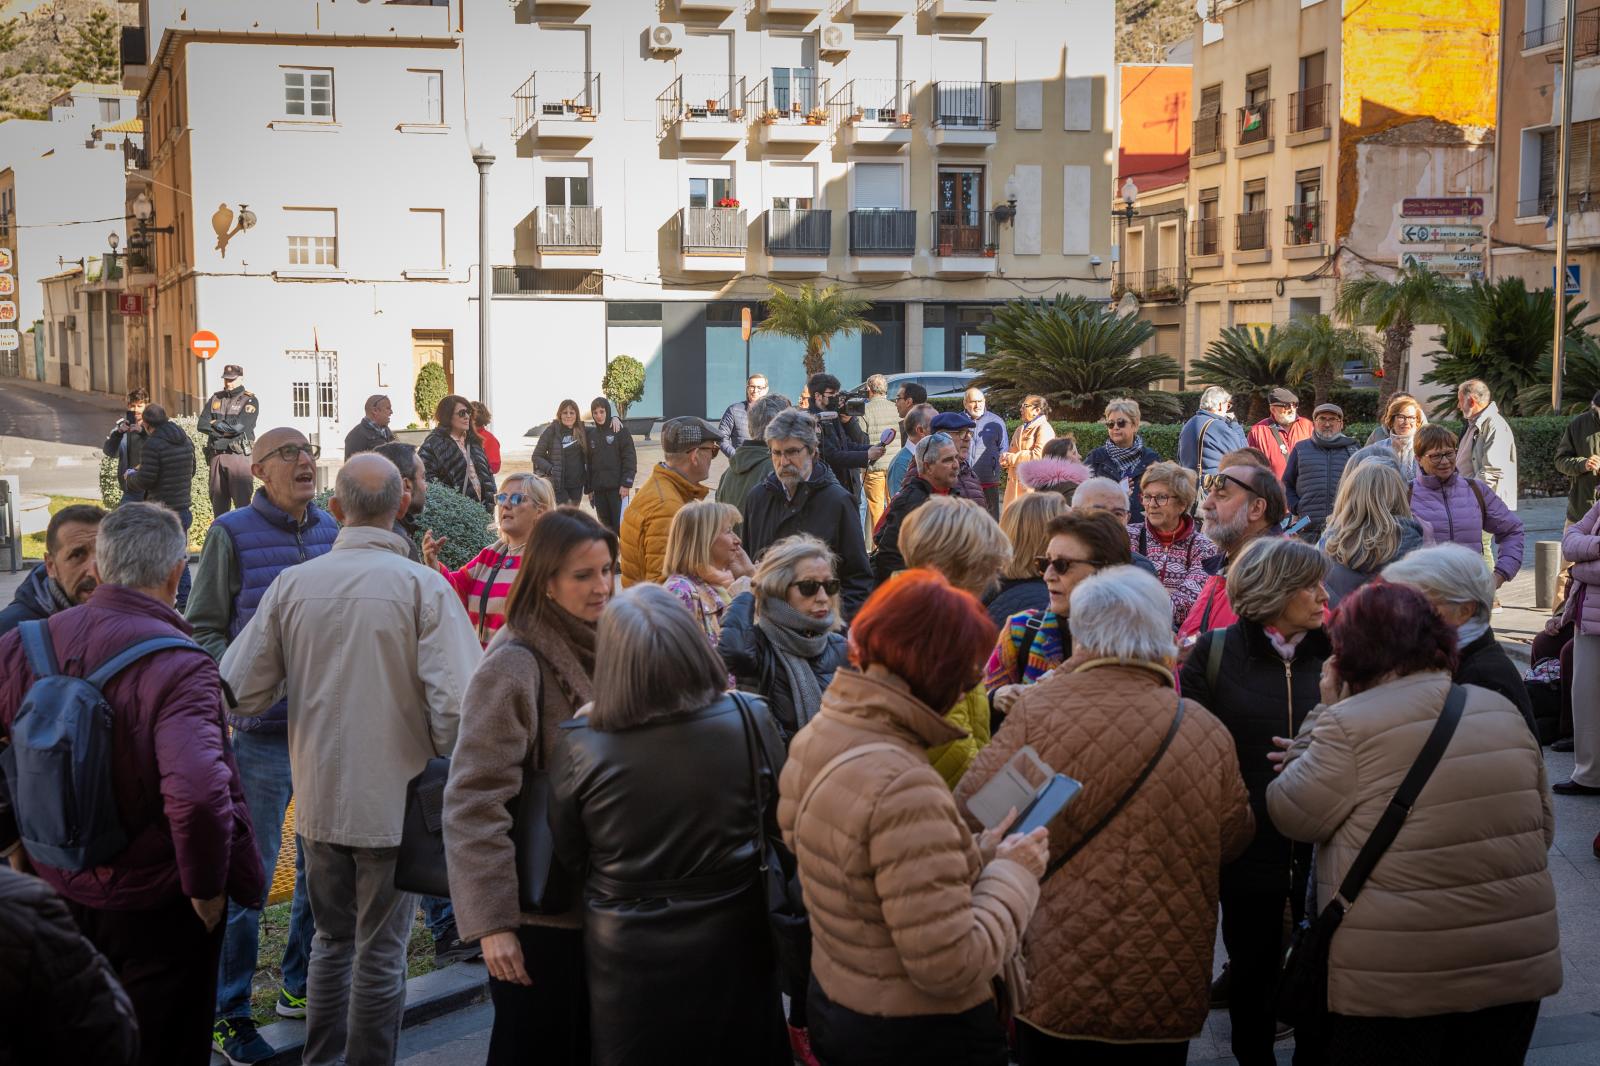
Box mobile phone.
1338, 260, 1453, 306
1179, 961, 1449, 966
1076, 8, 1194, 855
1281, 514, 1311, 536
1010, 774, 1083, 836
879, 428, 897, 446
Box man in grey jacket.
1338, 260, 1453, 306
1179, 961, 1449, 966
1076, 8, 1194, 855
1457, 379, 1518, 511
222, 455, 481, 1066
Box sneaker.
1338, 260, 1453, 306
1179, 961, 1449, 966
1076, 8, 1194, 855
431, 920, 481, 967
1554, 737, 1576, 753
274, 987, 307, 1019
213, 1017, 274, 1066
787, 1023, 821, 1066
1208, 963, 1230, 1009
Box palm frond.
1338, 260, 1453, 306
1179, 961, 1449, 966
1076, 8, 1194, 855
1189, 325, 1301, 422
753, 283, 881, 376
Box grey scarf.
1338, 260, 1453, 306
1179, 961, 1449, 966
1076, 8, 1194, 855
756, 597, 835, 729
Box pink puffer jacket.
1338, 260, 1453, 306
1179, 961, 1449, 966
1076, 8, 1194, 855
1561, 500, 1600, 635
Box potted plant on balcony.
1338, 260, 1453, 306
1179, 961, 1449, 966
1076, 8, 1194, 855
759, 108, 780, 125
897, 112, 913, 127
1287, 209, 1317, 244
806, 105, 829, 126
716, 197, 741, 210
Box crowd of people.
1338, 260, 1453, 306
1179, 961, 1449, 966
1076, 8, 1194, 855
0, 370, 1586, 1066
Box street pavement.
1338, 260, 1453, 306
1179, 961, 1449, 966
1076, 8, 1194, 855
0, 376, 121, 497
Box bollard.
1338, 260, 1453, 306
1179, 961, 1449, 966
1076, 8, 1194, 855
1535, 540, 1562, 610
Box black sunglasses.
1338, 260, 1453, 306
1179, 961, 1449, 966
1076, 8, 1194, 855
1104, 419, 1131, 429
790, 579, 841, 597
1034, 555, 1104, 577
1202, 472, 1257, 497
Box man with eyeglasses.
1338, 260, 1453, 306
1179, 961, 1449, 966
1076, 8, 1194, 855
1245, 388, 1313, 480
187, 426, 340, 1065
619, 416, 720, 586
1176, 465, 1288, 648
717, 373, 769, 459
870, 431, 964, 586
1179, 386, 1247, 479
1282, 403, 1360, 542
198, 364, 260, 516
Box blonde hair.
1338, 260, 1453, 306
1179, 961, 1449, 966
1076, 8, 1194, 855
1138, 461, 1199, 512
751, 534, 840, 624
901, 496, 1012, 598
999, 493, 1067, 580
1225, 537, 1329, 623
492, 473, 555, 538
1103, 397, 1142, 425
663, 499, 742, 581
1322, 462, 1413, 572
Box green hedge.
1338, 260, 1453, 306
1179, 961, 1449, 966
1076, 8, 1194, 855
98, 417, 216, 551
314, 480, 496, 570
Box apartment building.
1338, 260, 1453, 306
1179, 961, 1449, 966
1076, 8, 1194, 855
1491, 0, 1600, 301
1183, 0, 1498, 388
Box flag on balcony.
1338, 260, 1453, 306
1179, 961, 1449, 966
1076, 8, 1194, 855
1242, 109, 1262, 133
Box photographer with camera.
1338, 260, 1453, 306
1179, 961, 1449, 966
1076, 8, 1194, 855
198, 364, 260, 515
103, 388, 150, 504
806, 373, 884, 504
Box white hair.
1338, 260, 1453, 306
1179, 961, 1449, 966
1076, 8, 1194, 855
1381, 543, 1495, 625
1199, 386, 1232, 413
1068, 566, 1177, 662
1458, 379, 1491, 403
915, 431, 956, 468
1075, 476, 1129, 507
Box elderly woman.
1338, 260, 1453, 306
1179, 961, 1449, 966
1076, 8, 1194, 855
1127, 461, 1217, 630
1000, 394, 1057, 507
1383, 543, 1535, 733
1409, 423, 1524, 586
1178, 537, 1329, 1066
1319, 460, 1428, 608
1267, 583, 1561, 1062
662, 499, 754, 649
420, 393, 497, 510
1085, 398, 1161, 524
1349, 393, 1425, 481
551, 585, 790, 1066
423, 472, 555, 645
900, 496, 1013, 786
1362, 391, 1428, 445
986, 510, 1133, 705
778, 570, 1049, 1066
985, 492, 1068, 628
959, 567, 1253, 1064
444, 508, 616, 1064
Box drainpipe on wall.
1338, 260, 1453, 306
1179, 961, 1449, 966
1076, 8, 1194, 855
473, 145, 495, 410
1555, 0, 1579, 412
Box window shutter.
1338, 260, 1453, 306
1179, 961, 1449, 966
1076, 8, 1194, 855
1541, 129, 1558, 202
1199, 84, 1221, 118
1245, 69, 1270, 93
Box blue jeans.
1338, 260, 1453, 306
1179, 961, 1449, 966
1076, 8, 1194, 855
216, 729, 314, 1022
175, 507, 192, 612
422, 896, 454, 940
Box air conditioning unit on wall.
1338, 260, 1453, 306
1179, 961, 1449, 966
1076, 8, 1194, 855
647, 23, 681, 55
820, 23, 854, 56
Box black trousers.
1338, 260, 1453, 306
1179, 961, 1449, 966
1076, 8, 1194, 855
1219, 881, 1293, 1066
486, 925, 589, 1066
554, 486, 584, 507
807, 976, 1007, 1066
67, 894, 225, 1066
207, 451, 253, 514
592, 488, 623, 532
1017, 1024, 1188, 1065
983, 484, 1002, 520
1323, 1000, 1539, 1066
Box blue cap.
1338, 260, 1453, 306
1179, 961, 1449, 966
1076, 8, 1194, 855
930, 411, 976, 432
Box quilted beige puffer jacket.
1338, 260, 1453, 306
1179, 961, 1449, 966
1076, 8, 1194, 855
777, 665, 1041, 1018
956, 654, 1253, 1043
1267, 671, 1561, 1018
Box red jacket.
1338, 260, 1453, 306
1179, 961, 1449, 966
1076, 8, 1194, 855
0, 585, 263, 911
1246, 416, 1313, 479
479, 427, 503, 474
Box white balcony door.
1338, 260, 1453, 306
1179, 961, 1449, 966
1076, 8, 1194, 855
533, 26, 591, 109
768, 163, 816, 211
934, 36, 986, 125
854, 162, 903, 210
682, 32, 734, 111
767, 34, 818, 114
849, 36, 901, 121
543, 163, 592, 245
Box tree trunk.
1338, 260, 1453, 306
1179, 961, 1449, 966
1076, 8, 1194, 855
1313, 364, 1336, 407
1379, 322, 1411, 405
803, 340, 826, 377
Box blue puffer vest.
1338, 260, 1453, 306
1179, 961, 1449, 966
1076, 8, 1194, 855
219, 490, 339, 733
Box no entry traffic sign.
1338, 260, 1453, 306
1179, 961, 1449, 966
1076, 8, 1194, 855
190, 329, 220, 360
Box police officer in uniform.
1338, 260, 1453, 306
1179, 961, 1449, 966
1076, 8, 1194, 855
199, 363, 260, 515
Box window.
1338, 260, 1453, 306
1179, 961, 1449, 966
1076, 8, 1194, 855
1295, 52, 1326, 132
853, 163, 903, 209
1194, 187, 1220, 255
689, 177, 733, 208
1238, 179, 1268, 250
99, 98, 121, 123
1196, 84, 1222, 155
284, 69, 334, 119
292, 382, 312, 418
545, 174, 591, 207
1241, 70, 1270, 146
409, 69, 443, 124
1539, 121, 1600, 209
285, 208, 338, 267
607, 303, 662, 322
407, 209, 445, 270
1291, 169, 1323, 244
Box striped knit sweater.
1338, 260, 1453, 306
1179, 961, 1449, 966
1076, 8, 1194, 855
439, 543, 524, 646
983, 608, 1070, 695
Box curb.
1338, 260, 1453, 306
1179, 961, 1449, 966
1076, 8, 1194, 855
242, 962, 490, 1066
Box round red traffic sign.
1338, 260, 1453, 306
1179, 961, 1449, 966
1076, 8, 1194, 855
190, 329, 220, 360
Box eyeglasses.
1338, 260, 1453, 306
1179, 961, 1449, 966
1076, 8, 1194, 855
1202, 472, 1256, 497
790, 579, 841, 597
1034, 555, 1103, 577
1392, 413, 1420, 424
1104, 419, 1131, 429
495, 492, 530, 507
262, 442, 320, 464
1422, 450, 1456, 463
1140, 492, 1174, 507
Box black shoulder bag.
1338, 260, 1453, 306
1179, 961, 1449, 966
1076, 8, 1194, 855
1276, 684, 1466, 1028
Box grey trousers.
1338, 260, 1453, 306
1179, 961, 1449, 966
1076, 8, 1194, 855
301, 839, 416, 1066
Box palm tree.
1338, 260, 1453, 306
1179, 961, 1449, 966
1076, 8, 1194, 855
968, 295, 1179, 421
1517, 331, 1600, 415
1334, 262, 1475, 405
1276, 314, 1378, 407
1189, 325, 1301, 424
753, 283, 881, 377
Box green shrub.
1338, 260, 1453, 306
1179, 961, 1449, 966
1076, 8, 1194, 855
98, 417, 217, 551
602, 355, 647, 419
414, 363, 449, 425
317, 481, 497, 570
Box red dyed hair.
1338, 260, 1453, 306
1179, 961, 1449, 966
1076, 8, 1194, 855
848, 568, 998, 712
1328, 582, 1458, 693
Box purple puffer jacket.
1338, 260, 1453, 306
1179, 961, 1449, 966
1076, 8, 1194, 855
1408, 472, 1525, 581
0, 585, 263, 912
1562, 500, 1600, 635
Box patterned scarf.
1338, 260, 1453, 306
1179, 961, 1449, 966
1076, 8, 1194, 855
756, 597, 835, 728
1102, 435, 1147, 481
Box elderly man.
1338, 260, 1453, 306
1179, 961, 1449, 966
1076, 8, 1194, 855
1245, 388, 1313, 480
871, 431, 963, 585
887, 402, 936, 499
964, 387, 1010, 518
1071, 477, 1160, 577
742, 408, 873, 618
1457, 379, 1518, 511
343, 395, 394, 457
906, 411, 987, 504
1179, 387, 1248, 478
861, 375, 903, 531
0, 504, 103, 637
1282, 403, 1360, 541
188, 426, 339, 1065
620, 415, 721, 586
1177, 465, 1287, 645
717, 392, 792, 528
0, 503, 263, 1066
223, 455, 481, 1066
717, 373, 769, 458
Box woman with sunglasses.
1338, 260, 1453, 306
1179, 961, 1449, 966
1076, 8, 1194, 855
1127, 462, 1218, 631
662, 499, 754, 650
533, 399, 591, 507
420, 393, 497, 511
1084, 399, 1161, 524
424, 473, 555, 646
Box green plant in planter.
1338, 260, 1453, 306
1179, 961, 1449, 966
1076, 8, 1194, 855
414, 362, 449, 424
602, 355, 647, 419
98, 416, 218, 551
313, 481, 496, 570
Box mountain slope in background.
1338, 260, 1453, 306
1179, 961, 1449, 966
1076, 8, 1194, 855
1118, 0, 1197, 65
0, 0, 130, 121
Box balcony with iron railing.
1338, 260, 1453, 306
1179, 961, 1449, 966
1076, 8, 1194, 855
675, 206, 748, 273
1190, 216, 1221, 258
536, 205, 602, 253
1288, 84, 1329, 143
1523, 18, 1565, 51
748, 74, 831, 143
932, 81, 1001, 145
1285, 202, 1325, 248
658, 74, 747, 141
513, 71, 600, 140
829, 78, 915, 146
1193, 112, 1224, 162
932, 210, 998, 272
1236, 100, 1272, 154
766, 209, 832, 257
848, 209, 917, 269
1112, 267, 1183, 302
1235, 210, 1270, 253
1572, 11, 1600, 59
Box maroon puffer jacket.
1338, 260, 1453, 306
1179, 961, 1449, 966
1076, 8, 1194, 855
0, 585, 263, 911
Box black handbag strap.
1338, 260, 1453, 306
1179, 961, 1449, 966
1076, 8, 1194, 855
476, 550, 509, 643
1042, 692, 1185, 884
730, 692, 772, 872
1330, 684, 1466, 911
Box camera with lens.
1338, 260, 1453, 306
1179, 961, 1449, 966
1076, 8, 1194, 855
841, 396, 868, 417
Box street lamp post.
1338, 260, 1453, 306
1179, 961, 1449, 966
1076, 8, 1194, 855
1555, 0, 1579, 412
473, 146, 495, 410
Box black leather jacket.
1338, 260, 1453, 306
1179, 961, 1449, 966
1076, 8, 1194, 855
419, 427, 496, 510
717, 592, 849, 741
